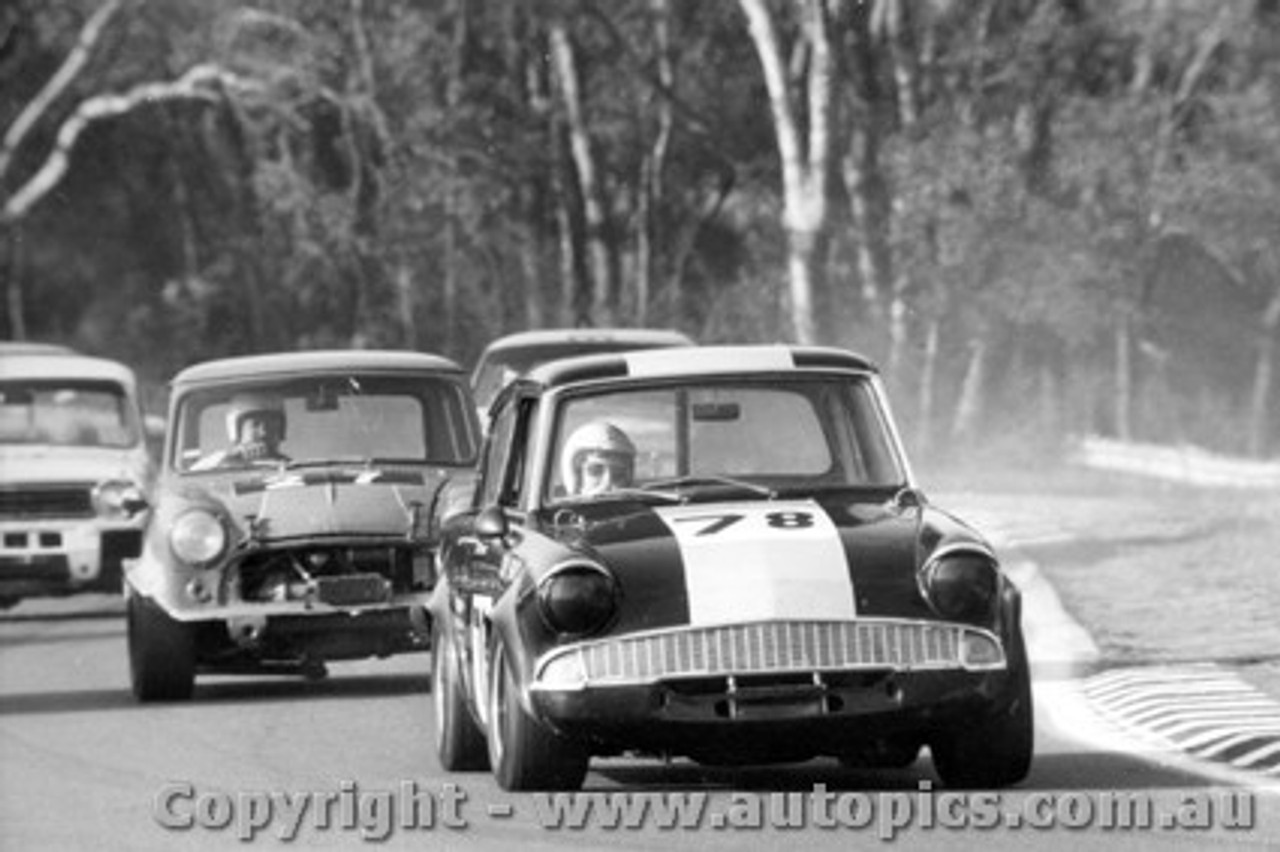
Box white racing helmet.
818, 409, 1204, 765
560, 420, 636, 493
224, 391, 286, 443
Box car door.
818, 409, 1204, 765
448, 391, 534, 718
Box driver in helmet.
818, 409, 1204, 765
192, 392, 289, 470
560, 420, 636, 496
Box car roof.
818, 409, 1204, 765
478, 327, 694, 356
171, 349, 466, 387
522, 344, 878, 391
0, 352, 139, 387
0, 341, 78, 356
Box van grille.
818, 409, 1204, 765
0, 486, 94, 519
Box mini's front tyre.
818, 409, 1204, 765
127, 593, 196, 702
486, 643, 588, 791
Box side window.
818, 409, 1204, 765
483, 395, 538, 508
479, 401, 516, 507
508, 397, 539, 505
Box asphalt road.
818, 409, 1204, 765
1, 595, 1277, 851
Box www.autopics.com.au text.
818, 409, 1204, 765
151, 779, 1257, 842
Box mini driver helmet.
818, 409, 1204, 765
224, 392, 286, 443
560, 420, 636, 494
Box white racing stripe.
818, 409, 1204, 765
654, 499, 856, 625
624, 345, 793, 377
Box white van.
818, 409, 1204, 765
0, 350, 155, 608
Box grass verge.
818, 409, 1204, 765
922, 459, 1280, 696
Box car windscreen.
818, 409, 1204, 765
546, 376, 904, 501
173, 374, 477, 472
0, 380, 140, 448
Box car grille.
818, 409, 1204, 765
0, 486, 94, 519
546, 619, 1001, 686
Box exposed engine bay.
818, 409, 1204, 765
230, 543, 432, 607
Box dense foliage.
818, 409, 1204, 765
2, 0, 1277, 460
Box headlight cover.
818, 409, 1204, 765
919, 548, 999, 625
536, 561, 618, 637
170, 509, 228, 567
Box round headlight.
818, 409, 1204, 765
170, 509, 228, 566
536, 563, 617, 637
921, 552, 998, 624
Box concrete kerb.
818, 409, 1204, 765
1002, 541, 1280, 793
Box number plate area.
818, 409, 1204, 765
314, 574, 391, 606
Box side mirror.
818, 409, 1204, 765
474, 505, 510, 542
122, 493, 151, 517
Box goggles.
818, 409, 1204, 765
579, 452, 633, 480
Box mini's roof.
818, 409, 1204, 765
0, 352, 139, 387
172, 349, 465, 387
479, 327, 693, 354
523, 344, 878, 390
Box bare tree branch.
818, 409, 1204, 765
0, 0, 125, 181
2, 63, 263, 224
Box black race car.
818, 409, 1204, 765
430, 344, 1032, 790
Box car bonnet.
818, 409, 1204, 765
211, 467, 438, 540
537, 493, 931, 635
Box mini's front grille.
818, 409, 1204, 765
547, 619, 999, 686
0, 487, 94, 519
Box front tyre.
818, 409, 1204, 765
838, 736, 922, 770
930, 637, 1033, 789
486, 643, 588, 791
432, 627, 488, 771
127, 593, 195, 702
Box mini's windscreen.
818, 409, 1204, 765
175, 375, 477, 471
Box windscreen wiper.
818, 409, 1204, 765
641, 475, 777, 499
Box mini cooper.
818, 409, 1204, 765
125, 350, 481, 701
430, 344, 1032, 790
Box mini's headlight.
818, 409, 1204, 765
92, 480, 144, 519
170, 509, 228, 567
536, 562, 617, 637
920, 551, 998, 624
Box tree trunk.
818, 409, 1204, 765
549, 21, 612, 326
844, 0, 895, 329
442, 0, 470, 352
1114, 311, 1132, 441
635, 0, 676, 327
519, 218, 545, 330
1249, 283, 1280, 456
873, 0, 919, 131
951, 339, 986, 442
785, 229, 820, 345
518, 15, 552, 331
4, 227, 26, 340
395, 263, 416, 349
915, 317, 940, 458
636, 156, 654, 326
739, 0, 836, 345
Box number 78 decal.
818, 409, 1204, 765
673, 509, 816, 536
